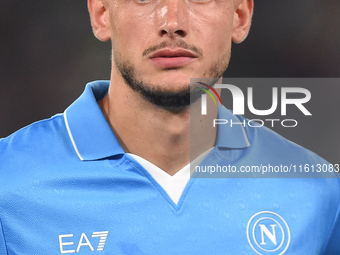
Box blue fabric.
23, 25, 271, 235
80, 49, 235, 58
0, 219, 7, 254
0, 80, 339, 254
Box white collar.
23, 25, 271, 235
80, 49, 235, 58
128, 147, 214, 204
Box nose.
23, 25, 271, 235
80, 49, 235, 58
158, 0, 188, 38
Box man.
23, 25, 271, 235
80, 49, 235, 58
0, 0, 339, 254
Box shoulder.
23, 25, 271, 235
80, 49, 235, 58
0, 114, 73, 186
237, 114, 329, 165
0, 113, 67, 154
213, 112, 337, 179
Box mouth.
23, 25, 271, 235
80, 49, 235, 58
149, 48, 198, 69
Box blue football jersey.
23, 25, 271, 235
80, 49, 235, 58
0, 80, 339, 255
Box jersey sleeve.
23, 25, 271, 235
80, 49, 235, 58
0, 218, 8, 254
323, 178, 340, 254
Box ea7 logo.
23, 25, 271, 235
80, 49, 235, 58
246, 211, 290, 255
59, 231, 109, 254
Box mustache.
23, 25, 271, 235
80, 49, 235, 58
142, 40, 203, 57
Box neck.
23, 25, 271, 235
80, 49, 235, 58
99, 75, 219, 176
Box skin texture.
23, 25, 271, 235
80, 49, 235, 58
88, 0, 253, 175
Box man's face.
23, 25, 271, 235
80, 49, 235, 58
92, 0, 252, 107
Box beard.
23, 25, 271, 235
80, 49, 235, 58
113, 44, 230, 109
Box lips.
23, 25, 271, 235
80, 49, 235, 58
149, 49, 197, 68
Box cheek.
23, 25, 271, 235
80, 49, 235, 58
109, 4, 156, 54
190, 19, 233, 64
187, 2, 234, 52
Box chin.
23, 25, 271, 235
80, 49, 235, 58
151, 74, 197, 89
162, 83, 190, 93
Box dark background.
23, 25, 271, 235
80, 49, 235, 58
0, 1, 339, 163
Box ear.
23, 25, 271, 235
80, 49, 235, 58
88, 0, 111, 42
232, 0, 254, 44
